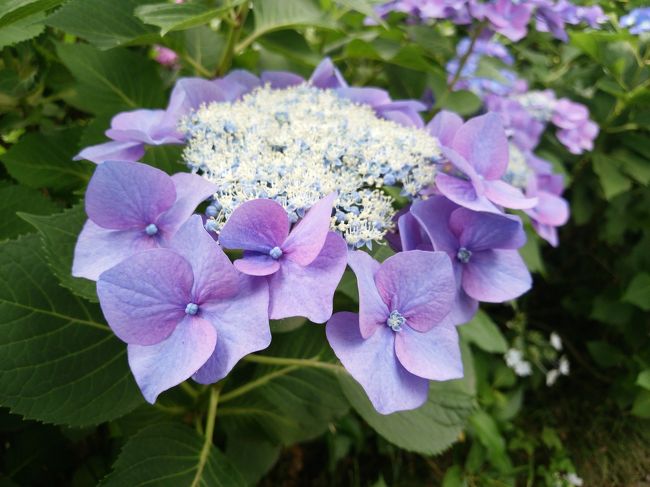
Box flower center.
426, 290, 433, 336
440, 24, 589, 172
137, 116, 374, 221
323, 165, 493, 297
145, 223, 158, 236
386, 310, 406, 332
457, 247, 472, 264
269, 246, 283, 260
185, 302, 199, 315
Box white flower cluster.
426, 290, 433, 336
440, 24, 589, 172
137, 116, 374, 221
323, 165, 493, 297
180, 84, 441, 248
513, 90, 557, 122
505, 144, 533, 189
505, 348, 533, 377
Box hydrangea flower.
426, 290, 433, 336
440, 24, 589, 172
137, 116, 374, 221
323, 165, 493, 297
74, 75, 253, 163
153, 45, 179, 67
73, 160, 216, 280
218, 193, 348, 323
326, 250, 460, 414
427, 111, 537, 212
409, 195, 531, 307
96, 215, 271, 403
620, 7, 650, 35
552, 99, 599, 154
470, 0, 533, 41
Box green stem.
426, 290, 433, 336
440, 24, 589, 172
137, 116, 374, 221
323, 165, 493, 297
448, 23, 485, 91
243, 354, 344, 372
180, 381, 199, 399
190, 385, 221, 487
220, 365, 300, 403
215, 1, 250, 76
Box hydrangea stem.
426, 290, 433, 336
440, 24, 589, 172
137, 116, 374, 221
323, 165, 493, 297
191, 385, 221, 487
216, 1, 250, 76
243, 354, 344, 372
448, 23, 485, 91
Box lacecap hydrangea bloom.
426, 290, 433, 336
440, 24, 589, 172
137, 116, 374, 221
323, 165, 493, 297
369, 0, 606, 41
74, 58, 540, 413
620, 7, 650, 35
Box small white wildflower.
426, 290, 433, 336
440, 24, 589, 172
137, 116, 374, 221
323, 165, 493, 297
550, 332, 563, 351
565, 472, 583, 486
558, 356, 570, 375
546, 369, 560, 386
505, 348, 524, 367
180, 84, 442, 247
514, 360, 532, 377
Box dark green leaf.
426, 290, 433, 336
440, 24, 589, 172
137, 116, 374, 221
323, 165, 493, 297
437, 90, 482, 116
0, 128, 91, 191
636, 370, 650, 391
46, 0, 157, 49
101, 422, 246, 486
623, 273, 650, 311
0, 12, 45, 48
20, 204, 97, 302
592, 154, 632, 200
0, 185, 59, 241
631, 390, 650, 419
57, 43, 165, 114
0, 234, 142, 426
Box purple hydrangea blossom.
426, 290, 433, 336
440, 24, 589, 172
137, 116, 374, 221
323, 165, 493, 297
326, 250, 461, 414
552, 98, 599, 154
218, 193, 348, 323
75, 58, 427, 164
621, 7, 650, 35
470, 0, 533, 41
97, 215, 271, 403
73, 160, 217, 280
534, 0, 607, 41
427, 111, 538, 212
523, 154, 570, 246
409, 195, 531, 309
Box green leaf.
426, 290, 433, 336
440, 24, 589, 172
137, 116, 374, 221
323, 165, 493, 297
631, 390, 650, 419
636, 370, 650, 391
46, 0, 157, 49
459, 311, 508, 354
0, 128, 91, 191
247, 0, 334, 49
0, 185, 59, 241
623, 273, 650, 311
57, 43, 165, 114
0, 234, 142, 426
101, 422, 245, 486
136, 1, 245, 36
339, 372, 474, 455
220, 326, 349, 444
20, 204, 97, 302
141, 144, 184, 175
0, 0, 63, 27
0, 11, 45, 48
592, 154, 632, 200
437, 90, 482, 116
468, 409, 511, 472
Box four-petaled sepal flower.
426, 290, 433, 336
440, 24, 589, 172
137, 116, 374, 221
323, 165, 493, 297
97, 215, 271, 403
73, 160, 217, 281
219, 193, 348, 323
326, 250, 462, 414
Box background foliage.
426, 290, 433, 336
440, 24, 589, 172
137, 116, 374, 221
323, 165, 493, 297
0, 0, 649, 485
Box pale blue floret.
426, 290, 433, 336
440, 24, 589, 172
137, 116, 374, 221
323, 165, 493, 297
457, 247, 472, 264
386, 310, 406, 332
205, 205, 219, 217
205, 219, 219, 233
269, 246, 283, 260
145, 223, 158, 236
185, 302, 199, 315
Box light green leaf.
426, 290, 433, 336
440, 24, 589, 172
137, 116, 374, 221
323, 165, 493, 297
101, 422, 245, 486
339, 372, 474, 455
438, 90, 482, 116
623, 273, 650, 311
636, 370, 650, 391
0, 11, 45, 48
459, 310, 508, 354
20, 204, 97, 302
468, 409, 511, 472
244, 0, 334, 50
136, 1, 245, 36
0, 0, 63, 27
46, 0, 157, 49
592, 154, 632, 200
57, 43, 165, 114
0, 127, 91, 191
0, 234, 142, 426
0, 185, 59, 241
